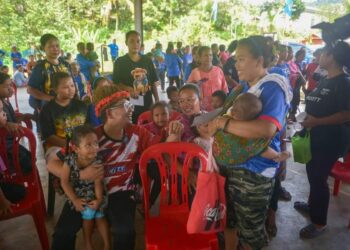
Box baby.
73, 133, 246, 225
228, 92, 290, 162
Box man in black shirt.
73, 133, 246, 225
112, 31, 159, 123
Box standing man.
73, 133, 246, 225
108, 39, 119, 62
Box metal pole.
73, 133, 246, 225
134, 0, 143, 42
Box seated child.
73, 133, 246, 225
60, 125, 110, 250
166, 86, 180, 112
143, 101, 169, 140
211, 90, 227, 109
0, 100, 26, 219
219, 92, 290, 163
0, 72, 34, 174
39, 72, 88, 161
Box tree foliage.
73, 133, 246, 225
0, 0, 315, 56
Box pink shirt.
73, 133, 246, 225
188, 66, 228, 111
288, 60, 299, 89
219, 51, 230, 65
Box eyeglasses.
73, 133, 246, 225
109, 101, 134, 112
178, 97, 198, 105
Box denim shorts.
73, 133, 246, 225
81, 206, 104, 220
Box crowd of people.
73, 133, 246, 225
0, 29, 350, 250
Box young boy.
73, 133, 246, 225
211, 90, 227, 109
71, 61, 88, 100
166, 86, 180, 112
39, 72, 88, 161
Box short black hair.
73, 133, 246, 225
179, 83, 200, 99
212, 90, 227, 102
40, 33, 59, 50
71, 125, 97, 146
150, 101, 169, 115
219, 44, 226, 52
52, 72, 72, 90
0, 65, 9, 71
125, 30, 140, 43
77, 42, 85, 52
166, 86, 178, 98
0, 72, 10, 85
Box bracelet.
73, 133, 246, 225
223, 118, 231, 133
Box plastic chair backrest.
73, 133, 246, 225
137, 111, 152, 125
139, 142, 208, 219
0, 127, 36, 183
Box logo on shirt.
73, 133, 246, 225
320, 88, 330, 96
107, 166, 127, 175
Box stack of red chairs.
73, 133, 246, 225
0, 127, 49, 249
330, 153, 350, 228
139, 142, 219, 250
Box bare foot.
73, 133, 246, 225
273, 151, 291, 162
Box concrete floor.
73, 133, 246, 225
0, 87, 349, 250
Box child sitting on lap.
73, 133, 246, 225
60, 125, 110, 250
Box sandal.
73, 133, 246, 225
300, 224, 327, 239
294, 201, 310, 214
279, 187, 292, 201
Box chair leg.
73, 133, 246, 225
333, 179, 341, 196
47, 173, 56, 216
32, 204, 50, 250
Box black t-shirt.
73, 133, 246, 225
28, 58, 73, 96
39, 99, 88, 142
305, 73, 350, 153
112, 54, 158, 109
223, 56, 239, 83
212, 54, 220, 66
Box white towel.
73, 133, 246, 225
248, 73, 293, 104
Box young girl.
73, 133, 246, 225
143, 101, 169, 140
188, 46, 228, 111
60, 125, 110, 250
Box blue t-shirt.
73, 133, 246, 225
165, 53, 182, 77
272, 64, 290, 79
241, 81, 289, 177
76, 54, 95, 81
11, 52, 22, 68
87, 104, 102, 127
108, 43, 119, 58
182, 53, 192, 74
73, 74, 86, 99
0, 50, 5, 65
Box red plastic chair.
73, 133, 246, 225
137, 111, 152, 125
139, 142, 219, 250
137, 110, 182, 125
330, 153, 350, 228
0, 127, 49, 250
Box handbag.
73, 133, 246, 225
292, 129, 312, 164
187, 144, 226, 234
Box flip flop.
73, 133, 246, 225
279, 187, 292, 201
300, 224, 327, 239
294, 201, 310, 214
